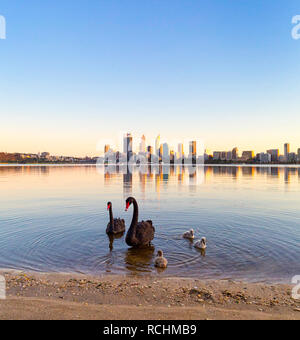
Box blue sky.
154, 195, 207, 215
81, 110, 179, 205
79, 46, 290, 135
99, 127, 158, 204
0, 0, 300, 156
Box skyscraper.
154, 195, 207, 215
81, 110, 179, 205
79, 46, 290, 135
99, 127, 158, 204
147, 146, 153, 154
267, 149, 279, 162
284, 143, 290, 161
162, 143, 170, 162
178, 143, 184, 158
155, 135, 161, 157
189, 141, 197, 156
170, 150, 175, 164
232, 147, 239, 160
104, 145, 110, 154
139, 135, 146, 153
123, 133, 133, 162
159, 145, 163, 162
147, 146, 153, 163
189, 141, 197, 164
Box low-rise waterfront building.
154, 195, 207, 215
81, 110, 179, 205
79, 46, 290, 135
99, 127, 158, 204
241, 151, 255, 161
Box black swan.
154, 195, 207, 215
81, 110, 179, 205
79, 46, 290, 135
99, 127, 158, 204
106, 202, 126, 235
125, 197, 155, 247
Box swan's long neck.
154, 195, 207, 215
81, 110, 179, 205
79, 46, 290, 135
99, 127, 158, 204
130, 199, 139, 230
109, 206, 114, 226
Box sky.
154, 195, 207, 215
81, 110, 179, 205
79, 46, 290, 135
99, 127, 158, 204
0, 0, 300, 157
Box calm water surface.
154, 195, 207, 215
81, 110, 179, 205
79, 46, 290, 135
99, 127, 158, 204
0, 165, 299, 283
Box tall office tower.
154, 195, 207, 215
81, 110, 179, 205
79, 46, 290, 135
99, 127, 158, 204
189, 141, 197, 156
147, 146, 153, 163
159, 145, 163, 161
284, 143, 290, 161
104, 145, 110, 154
147, 146, 153, 154
232, 147, 239, 160
140, 135, 146, 153
162, 143, 170, 162
189, 141, 197, 163
155, 135, 161, 156
178, 143, 184, 160
267, 149, 279, 162
170, 150, 175, 164
123, 133, 133, 162
139, 135, 146, 153
298, 148, 300, 162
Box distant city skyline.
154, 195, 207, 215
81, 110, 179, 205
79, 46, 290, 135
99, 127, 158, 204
1, 135, 300, 165
101, 133, 300, 165
2, 132, 300, 163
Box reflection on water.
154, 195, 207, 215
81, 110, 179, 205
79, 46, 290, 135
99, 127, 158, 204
0, 165, 299, 283
108, 232, 125, 252
125, 246, 155, 273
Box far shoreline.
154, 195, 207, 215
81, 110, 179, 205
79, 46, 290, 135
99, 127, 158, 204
1, 163, 300, 168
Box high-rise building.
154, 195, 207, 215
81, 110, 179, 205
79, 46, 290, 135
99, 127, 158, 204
159, 145, 163, 161
284, 143, 290, 161
170, 150, 175, 164
123, 133, 133, 162
104, 145, 110, 154
162, 143, 170, 162
232, 147, 239, 160
155, 135, 161, 157
147, 146, 153, 163
189, 141, 197, 156
139, 135, 146, 153
178, 143, 184, 158
298, 148, 300, 162
189, 141, 197, 164
267, 149, 279, 162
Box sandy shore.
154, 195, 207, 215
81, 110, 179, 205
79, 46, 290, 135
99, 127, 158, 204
0, 270, 299, 320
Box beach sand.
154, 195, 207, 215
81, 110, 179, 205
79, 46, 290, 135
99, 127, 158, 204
0, 270, 299, 320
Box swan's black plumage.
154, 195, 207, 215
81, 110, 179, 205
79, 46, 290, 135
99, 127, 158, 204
125, 197, 155, 247
106, 202, 126, 235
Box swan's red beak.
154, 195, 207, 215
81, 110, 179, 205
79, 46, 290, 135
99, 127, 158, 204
125, 202, 130, 211
107, 204, 111, 210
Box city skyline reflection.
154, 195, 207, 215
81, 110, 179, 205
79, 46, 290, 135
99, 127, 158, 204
101, 165, 300, 191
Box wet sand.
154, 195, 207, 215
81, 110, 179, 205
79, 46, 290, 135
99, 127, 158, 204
0, 270, 299, 320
